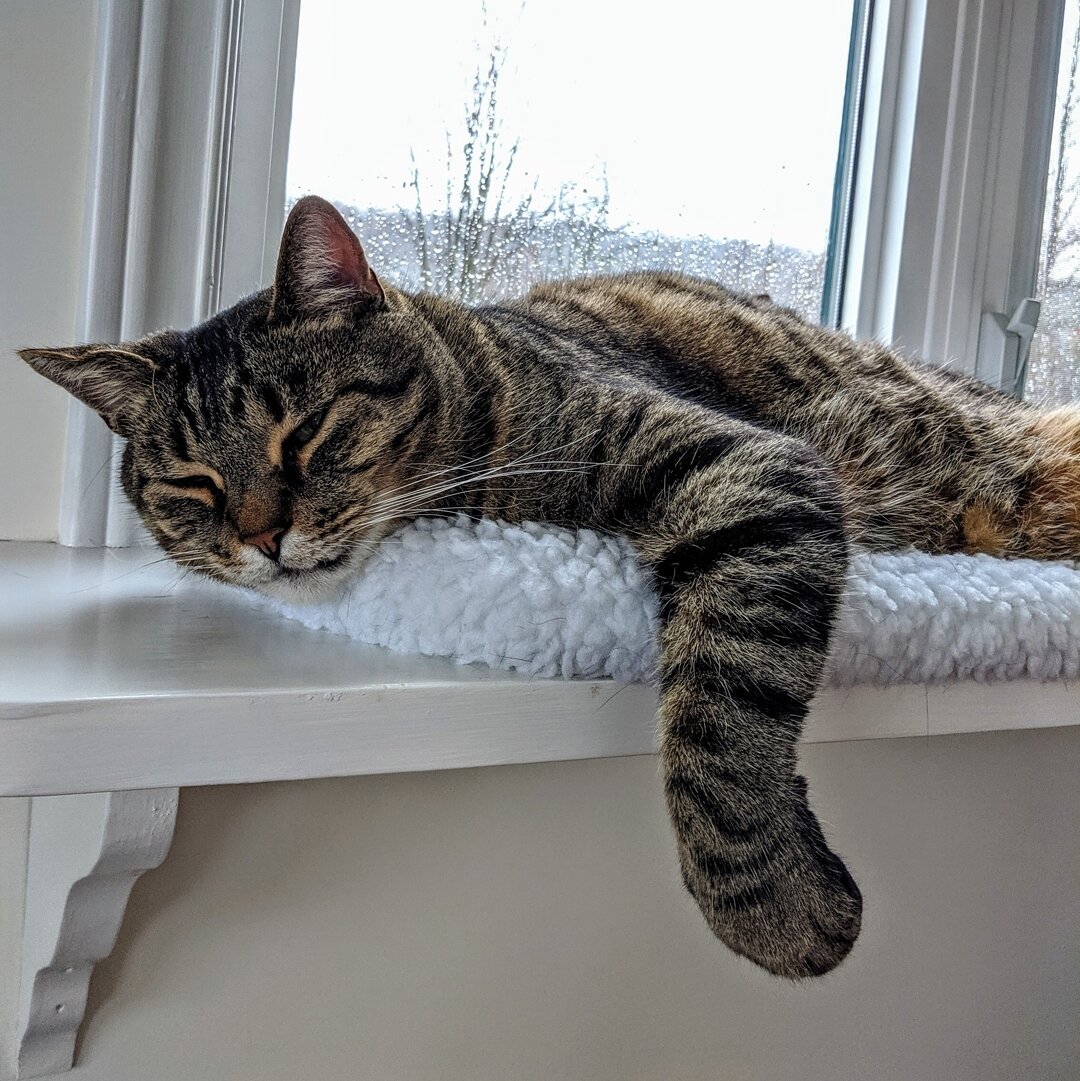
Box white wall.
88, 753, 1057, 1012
0, 1, 98, 541
72, 728, 1079, 1081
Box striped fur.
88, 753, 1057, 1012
20, 196, 1080, 978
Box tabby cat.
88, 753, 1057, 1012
20, 196, 1080, 979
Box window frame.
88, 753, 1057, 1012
54, 0, 1068, 545
57, 0, 299, 547
838, 0, 1066, 384
821, 0, 876, 327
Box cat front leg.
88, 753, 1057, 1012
598, 413, 860, 977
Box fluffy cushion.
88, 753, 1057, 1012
262, 517, 1080, 685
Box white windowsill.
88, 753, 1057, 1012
2, 537, 1077, 1079
1, 540, 1077, 799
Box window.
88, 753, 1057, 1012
36, 0, 1068, 546
286, 0, 857, 322
1028, 0, 1080, 404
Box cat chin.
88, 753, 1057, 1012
242, 574, 345, 606
239, 546, 370, 605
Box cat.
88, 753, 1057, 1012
20, 195, 1080, 979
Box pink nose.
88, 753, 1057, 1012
241, 527, 286, 561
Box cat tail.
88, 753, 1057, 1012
610, 419, 861, 977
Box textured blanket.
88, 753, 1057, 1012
263, 517, 1080, 685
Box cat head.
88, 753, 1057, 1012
19, 196, 449, 601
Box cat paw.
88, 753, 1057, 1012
715, 846, 862, 979
683, 781, 863, 978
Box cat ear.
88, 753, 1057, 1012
269, 196, 384, 322
18, 342, 156, 436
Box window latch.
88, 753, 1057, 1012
1005, 298, 1041, 395
975, 298, 1041, 396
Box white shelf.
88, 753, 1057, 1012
1, 540, 1077, 799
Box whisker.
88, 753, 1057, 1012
373, 424, 616, 505
77, 448, 125, 505
372, 464, 597, 515
62, 554, 202, 594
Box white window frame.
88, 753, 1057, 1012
59, 0, 299, 547
841, 0, 1066, 382
58, 0, 1066, 546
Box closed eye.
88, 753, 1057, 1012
165, 474, 222, 492
160, 473, 224, 508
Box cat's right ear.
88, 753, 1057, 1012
269, 195, 385, 323
17, 342, 157, 437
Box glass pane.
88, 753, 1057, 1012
286, 0, 855, 322
1028, 1, 1080, 404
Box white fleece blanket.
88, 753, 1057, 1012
263, 517, 1080, 686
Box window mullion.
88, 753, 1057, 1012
841, 0, 926, 342
842, 0, 1066, 383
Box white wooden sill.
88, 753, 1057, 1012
3, 540, 1078, 798
0, 539, 1077, 1079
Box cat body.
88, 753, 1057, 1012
21, 197, 1080, 979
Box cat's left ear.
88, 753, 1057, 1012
269, 195, 385, 323
17, 342, 157, 437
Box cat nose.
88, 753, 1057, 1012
241, 526, 287, 561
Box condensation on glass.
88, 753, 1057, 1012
286, 0, 854, 322
1028, 1, 1080, 405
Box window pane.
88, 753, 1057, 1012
286, 0, 855, 322
1028, 1, 1080, 405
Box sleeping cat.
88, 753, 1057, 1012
20, 196, 1080, 979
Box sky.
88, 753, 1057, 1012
286, 0, 854, 253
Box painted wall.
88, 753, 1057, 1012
0, 1, 97, 540
72, 728, 1079, 1081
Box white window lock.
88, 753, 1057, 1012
975, 298, 1042, 396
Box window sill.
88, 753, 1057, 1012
1, 540, 1076, 800
2, 538, 1076, 1078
